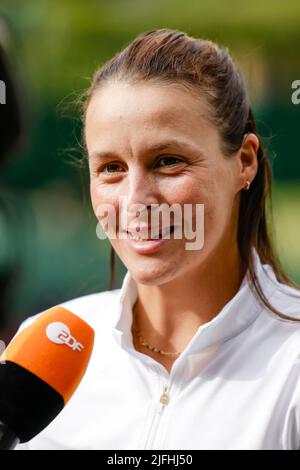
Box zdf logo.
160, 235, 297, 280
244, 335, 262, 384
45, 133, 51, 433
46, 322, 84, 352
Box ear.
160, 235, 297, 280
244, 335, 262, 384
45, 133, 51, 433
238, 133, 260, 190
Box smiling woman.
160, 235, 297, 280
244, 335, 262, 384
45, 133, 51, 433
14, 29, 300, 450
83, 30, 300, 322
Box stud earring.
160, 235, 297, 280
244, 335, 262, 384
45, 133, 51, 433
244, 180, 251, 190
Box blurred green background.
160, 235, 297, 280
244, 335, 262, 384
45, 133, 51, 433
0, 0, 299, 340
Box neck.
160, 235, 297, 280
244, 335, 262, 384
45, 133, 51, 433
132, 243, 245, 354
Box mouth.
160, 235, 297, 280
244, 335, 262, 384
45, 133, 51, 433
125, 225, 175, 241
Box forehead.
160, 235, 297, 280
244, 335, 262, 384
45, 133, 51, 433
85, 81, 218, 152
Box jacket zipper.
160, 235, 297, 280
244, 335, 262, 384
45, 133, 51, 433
143, 383, 170, 449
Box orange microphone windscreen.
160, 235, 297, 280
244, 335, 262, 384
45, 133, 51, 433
0, 306, 95, 404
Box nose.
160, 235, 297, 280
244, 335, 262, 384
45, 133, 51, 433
123, 167, 159, 217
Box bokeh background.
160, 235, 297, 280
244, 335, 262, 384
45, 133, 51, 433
0, 0, 299, 343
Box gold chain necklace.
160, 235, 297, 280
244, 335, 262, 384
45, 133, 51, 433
132, 306, 182, 357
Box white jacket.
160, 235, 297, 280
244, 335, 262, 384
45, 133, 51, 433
14, 248, 300, 450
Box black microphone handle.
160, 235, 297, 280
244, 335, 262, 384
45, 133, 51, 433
0, 421, 20, 450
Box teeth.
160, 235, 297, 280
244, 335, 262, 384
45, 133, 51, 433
130, 233, 153, 242
128, 226, 173, 241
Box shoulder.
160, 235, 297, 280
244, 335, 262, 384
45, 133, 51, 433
257, 268, 300, 352
14, 288, 122, 336
261, 268, 300, 323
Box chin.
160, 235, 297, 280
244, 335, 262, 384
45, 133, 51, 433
128, 261, 179, 286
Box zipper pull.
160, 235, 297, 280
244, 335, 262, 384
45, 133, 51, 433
159, 384, 170, 405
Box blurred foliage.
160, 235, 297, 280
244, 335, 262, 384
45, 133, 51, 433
0, 0, 299, 97
272, 183, 300, 284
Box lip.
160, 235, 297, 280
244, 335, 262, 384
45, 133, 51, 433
122, 226, 176, 254
125, 235, 170, 254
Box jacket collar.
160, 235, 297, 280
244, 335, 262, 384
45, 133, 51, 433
112, 247, 278, 356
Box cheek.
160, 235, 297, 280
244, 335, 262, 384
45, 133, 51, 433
90, 179, 116, 208
186, 176, 228, 232
89, 180, 120, 231
201, 181, 236, 242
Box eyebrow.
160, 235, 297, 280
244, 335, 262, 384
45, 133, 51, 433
88, 139, 200, 160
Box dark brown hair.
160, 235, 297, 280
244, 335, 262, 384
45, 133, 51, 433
82, 28, 300, 321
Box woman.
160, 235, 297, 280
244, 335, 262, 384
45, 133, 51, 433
15, 29, 300, 450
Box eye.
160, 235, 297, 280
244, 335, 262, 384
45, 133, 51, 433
100, 162, 124, 174
156, 156, 183, 167
93, 155, 183, 176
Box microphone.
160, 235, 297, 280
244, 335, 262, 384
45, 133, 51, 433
0, 306, 95, 449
